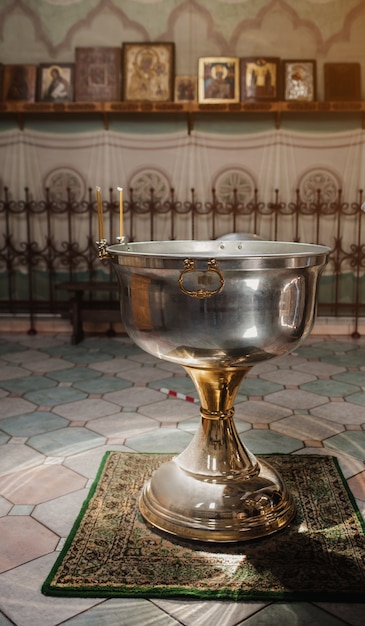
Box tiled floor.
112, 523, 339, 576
0, 331, 364, 626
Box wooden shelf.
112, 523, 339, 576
1, 100, 365, 132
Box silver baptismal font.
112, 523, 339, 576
104, 239, 329, 542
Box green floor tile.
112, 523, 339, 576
332, 371, 365, 387
324, 431, 365, 460
0, 342, 25, 356
300, 379, 360, 397
47, 368, 102, 383
28, 427, 105, 456
345, 391, 365, 407
0, 411, 69, 437
295, 346, 333, 358
24, 387, 87, 406
320, 350, 365, 368
125, 428, 193, 453
0, 375, 57, 394
240, 429, 303, 454
73, 377, 132, 394
242, 602, 349, 626
241, 377, 282, 396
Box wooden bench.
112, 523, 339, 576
56, 281, 121, 344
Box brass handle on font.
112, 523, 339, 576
178, 258, 224, 299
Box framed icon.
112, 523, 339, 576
241, 57, 280, 101
123, 42, 175, 102
283, 60, 316, 101
174, 75, 197, 102
37, 63, 74, 102
75, 47, 122, 101
198, 57, 239, 103
324, 63, 361, 101
2, 64, 37, 102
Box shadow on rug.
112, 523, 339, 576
42, 452, 365, 601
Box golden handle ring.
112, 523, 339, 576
178, 258, 224, 299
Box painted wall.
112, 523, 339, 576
1, 0, 365, 207
2, 0, 365, 100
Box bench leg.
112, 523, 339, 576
70, 294, 84, 344
106, 324, 116, 337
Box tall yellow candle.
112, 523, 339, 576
117, 186, 124, 238
95, 186, 104, 240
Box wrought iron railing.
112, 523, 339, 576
1, 186, 364, 336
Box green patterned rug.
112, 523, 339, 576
42, 452, 365, 601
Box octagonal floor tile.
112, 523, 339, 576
332, 371, 365, 387
24, 386, 87, 406
234, 400, 292, 424
83, 337, 126, 350
3, 349, 50, 365
299, 379, 359, 397
260, 369, 316, 385
84, 338, 141, 357
59, 350, 114, 364
104, 386, 164, 408
46, 368, 101, 383
15, 336, 63, 349
128, 352, 160, 365
238, 602, 352, 626
317, 340, 361, 352
264, 389, 328, 410
178, 416, 203, 433
0, 411, 69, 437
87, 412, 158, 439
28, 427, 105, 457
249, 361, 278, 375
0, 464, 86, 504
53, 398, 122, 421
345, 392, 365, 407
295, 345, 334, 359
0, 516, 58, 573
0, 495, 12, 517
63, 445, 130, 480
0, 444, 45, 477
120, 366, 171, 384
310, 402, 365, 425
139, 398, 199, 423
149, 376, 197, 395
157, 361, 185, 374
39, 345, 90, 358
240, 429, 303, 454
324, 431, 365, 460
89, 357, 136, 374
0, 341, 24, 356
0, 375, 57, 394
294, 447, 365, 479
266, 354, 308, 368
0, 365, 31, 381
0, 553, 102, 625
347, 471, 365, 501
23, 357, 75, 373
33, 488, 89, 537
271, 414, 344, 441
74, 377, 132, 394
241, 378, 282, 396
2, 397, 37, 419
293, 360, 346, 377
320, 350, 365, 368
126, 428, 193, 453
